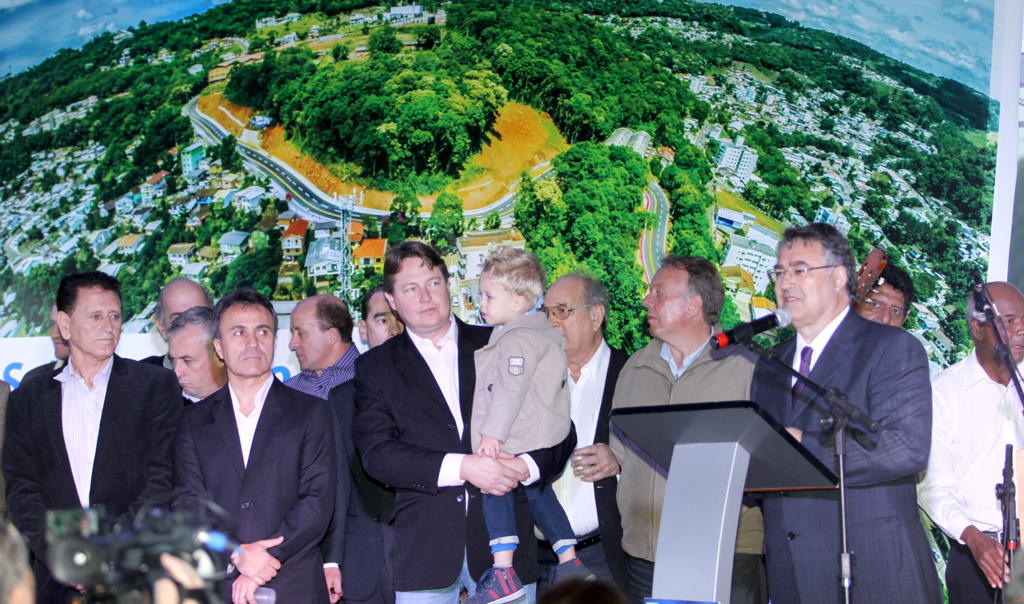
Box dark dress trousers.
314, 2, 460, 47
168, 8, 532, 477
751, 311, 941, 603
3, 355, 182, 602
172, 378, 337, 604
326, 380, 395, 603
353, 318, 577, 592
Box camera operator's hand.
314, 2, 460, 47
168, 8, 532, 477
232, 575, 260, 604
235, 536, 284, 585
153, 553, 204, 604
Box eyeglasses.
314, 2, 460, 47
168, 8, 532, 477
539, 304, 594, 320
767, 265, 838, 283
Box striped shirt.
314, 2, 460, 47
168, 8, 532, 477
284, 344, 359, 400
55, 356, 115, 509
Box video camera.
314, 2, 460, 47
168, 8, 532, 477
46, 505, 235, 604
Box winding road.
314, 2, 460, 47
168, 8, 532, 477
639, 181, 670, 284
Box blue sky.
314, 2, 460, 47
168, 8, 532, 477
700, 0, 996, 94
0, 0, 223, 77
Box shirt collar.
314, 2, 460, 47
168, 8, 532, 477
661, 337, 710, 380
56, 355, 115, 385
795, 305, 850, 356
575, 340, 611, 381
408, 314, 458, 352
228, 373, 275, 416
299, 344, 360, 379
962, 348, 1024, 391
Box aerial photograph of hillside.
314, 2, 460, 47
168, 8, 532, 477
0, 0, 1001, 372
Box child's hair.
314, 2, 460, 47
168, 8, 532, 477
480, 246, 546, 307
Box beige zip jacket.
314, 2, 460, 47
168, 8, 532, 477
471, 313, 571, 454
610, 336, 764, 561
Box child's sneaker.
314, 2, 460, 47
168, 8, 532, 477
465, 566, 526, 604
549, 558, 596, 585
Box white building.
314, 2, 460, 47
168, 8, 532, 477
722, 233, 777, 293
746, 223, 779, 249
713, 136, 758, 183
814, 206, 852, 236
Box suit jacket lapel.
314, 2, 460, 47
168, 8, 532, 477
792, 312, 857, 422
596, 348, 628, 445
90, 356, 129, 501
457, 318, 481, 428
244, 379, 286, 481
42, 372, 75, 491
394, 330, 451, 415
210, 387, 246, 482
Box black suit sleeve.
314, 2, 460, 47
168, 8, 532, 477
170, 409, 223, 531
2, 386, 49, 563
524, 421, 577, 485
800, 332, 932, 486
354, 370, 449, 492
267, 399, 337, 565
120, 369, 182, 527
320, 384, 354, 566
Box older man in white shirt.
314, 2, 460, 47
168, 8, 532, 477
919, 282, 1024, 603
536, 274, 629, 593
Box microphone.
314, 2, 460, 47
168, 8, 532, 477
972, 268, 989, 316
711, 308, 792, 349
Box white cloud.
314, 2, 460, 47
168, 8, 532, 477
964, 7, 981, 23
76, 20, 106, 36
75, 8, 92, 19
884, 29, 978, 71
0, 0, 38, 11
807, 3, 839, 18
105, 21, 115, 32
850, 14, 875, 31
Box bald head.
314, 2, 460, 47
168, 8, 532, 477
968, 282, 1024, 369
155, 278, 214, 340
289, 295, 354, 374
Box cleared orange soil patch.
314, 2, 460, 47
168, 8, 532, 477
198, 93, 253, 138
453, 102, 569, 210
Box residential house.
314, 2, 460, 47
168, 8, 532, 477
282, 219, 309, 261
307, 238, 350, 279
188, 64, 203, 75
181, 142, 206, 174
455, 229, 525, 281
117, 234, 147, 255
232, 186, 265, 212
87, 228, 115, 251
99, 241, 119, 258
98, 263, 126, 278
195, 188, 217, 205
312, 221, 341, 240
140, 170, 169, 205
347, 221, 365, 243
130, 208, 152, 230
187, 205, 210, 228
277, 211, 296, 228
352, 238, 387, 273
218, 231, 251, 256
181, 262, 209, 281
198, 245, 220, 263
116, 191, 139, 215
167, 243, 197, 267
144, 220, 162, 234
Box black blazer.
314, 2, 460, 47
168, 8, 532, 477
751, 311, 941, 603
593, 347, 629, 592
3, 355, 182, 601
172, 378, 337, 604
324, 380, 395, 601
353, 318, 576, 592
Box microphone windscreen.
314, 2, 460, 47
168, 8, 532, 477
775, 308, 792, 329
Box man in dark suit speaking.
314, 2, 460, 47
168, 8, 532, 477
172, 288, 336, 604
353, 242, 576, 604
3, 272, 182, 602
751, 224, 941, 603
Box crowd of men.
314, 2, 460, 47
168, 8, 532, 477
0, 222, 1020, 604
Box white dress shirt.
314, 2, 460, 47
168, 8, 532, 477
791, 306, 849, 386
228, 374, 274, 467
549, 340, 610, 537
918, 349, 1024, 543
56, 356, 115, 509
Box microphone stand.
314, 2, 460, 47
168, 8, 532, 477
976, 278, 1024, 603
741, 338, 879, 604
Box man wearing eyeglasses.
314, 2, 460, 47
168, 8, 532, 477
856, 263, 915, 328
609, 256, 764, 604
918, 282, 1024, 603
751, 223, 941, 603
534, 274, 629, 595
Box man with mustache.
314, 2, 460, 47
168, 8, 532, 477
918, 282, 1024, 602
172, 288, 336, 604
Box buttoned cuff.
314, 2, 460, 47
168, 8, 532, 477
948, 514, 975, 545
519, 454, 540, 486
323, 562, 339, 569
439, 453, 467, 488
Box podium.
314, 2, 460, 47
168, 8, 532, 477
609, 401, 837, 604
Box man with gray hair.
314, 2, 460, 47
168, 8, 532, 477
751, 223, 940, 603
537, 273, 629, 593
609, 256, 763, 604
918, 282, 1024, 602
142, 278, 215, 368
167, 306, 227, 404
0, 524, 33, 604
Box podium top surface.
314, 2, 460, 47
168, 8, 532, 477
610, 401, 837, 490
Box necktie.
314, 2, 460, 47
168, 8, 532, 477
792, 346, 813, 409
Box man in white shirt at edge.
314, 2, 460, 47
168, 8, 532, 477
535, 274, 629, 592
918, 282, 1024, 602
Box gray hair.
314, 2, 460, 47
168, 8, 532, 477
0, 524, 28, 604
778, 223, 857, 301
167, 305, 216, 341
560, 273, 610, 331
155, 278, 214, 327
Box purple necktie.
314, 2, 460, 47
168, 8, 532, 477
792, 347, 813, 408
